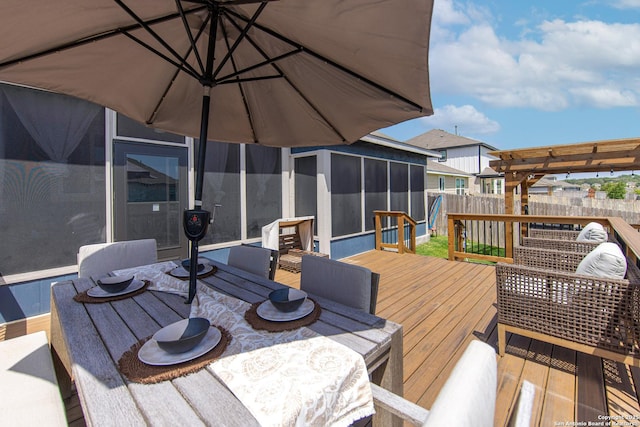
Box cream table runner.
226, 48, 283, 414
114, 262, 375, 427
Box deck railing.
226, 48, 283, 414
447, 214, 640, 266
374, 210, 417, 254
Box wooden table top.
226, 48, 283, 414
50, 260, 403, 426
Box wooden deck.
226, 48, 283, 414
276, 250, 640, 426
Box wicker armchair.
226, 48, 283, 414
496, 246, 640, 366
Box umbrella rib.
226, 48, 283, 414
213, 2, 268, 79
175, 0, 205, 74
146, 9, 213, 125
223, 12, 348, 142
225, 7, 426, 113
216, 49, 298, 83
218, 21, 259, 143
113, 0, 202, 78
0, 6, 207, 72
119, 32, 201, 81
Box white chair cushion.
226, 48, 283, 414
0, 331, 67, 426
424, 340, 497, 427
300, 255, 372, 312
77, 239, 157, 279
227, 245, 271, 279
576, 222, 607, 242
575, 242, 627, 280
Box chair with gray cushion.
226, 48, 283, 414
227, 244, 279, 280
300, 255, 379, 315
77, 239, 157, 279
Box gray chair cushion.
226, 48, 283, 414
575, 242, 627, 279
77, 239, 157, 279
227, 245, 273, 279
300, 255, 374, 313
576, 222, 608, 242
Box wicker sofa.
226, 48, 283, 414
496, 245, 640, 366
528, 229, 581, 240
521, 236, 600, 253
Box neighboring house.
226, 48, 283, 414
426, 160, 471, 195
529, 176, 582, 195
0, 83, 439, 323
405, 129, 502, 194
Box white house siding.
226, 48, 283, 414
439, 146, 483, 174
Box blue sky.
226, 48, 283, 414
381, 0, 640, 151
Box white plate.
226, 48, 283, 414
138, 326, 222, 366
256, 299, 315, 322
87, 279, 146, 298
169, 263, 214, 279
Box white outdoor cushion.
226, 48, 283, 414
77, 239, 157, 279
575, 242, 627, 279
0, 331, 67, 426
576, 222, 608, 242
227, 245, 272, 279
423, 340, 497, 427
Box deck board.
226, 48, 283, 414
275, 250, 640, 426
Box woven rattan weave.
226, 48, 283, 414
496, 245, 640, 366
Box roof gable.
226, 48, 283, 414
405, 129, 498, 151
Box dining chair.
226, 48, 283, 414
227, 244, 279, 280
300, 255, 380, 315
77, 239, 157, 279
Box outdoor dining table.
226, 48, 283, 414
50, 259, 403, 426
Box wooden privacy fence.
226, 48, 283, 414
429, 193, 640, 236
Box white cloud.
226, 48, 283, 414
611, 0, 640, 9
417, 104, 500, 135
429, 3, 640, 111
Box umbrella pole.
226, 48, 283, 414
185, 4, 218, 304
185, 88, 212, 304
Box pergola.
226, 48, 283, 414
488, 137, 640, 215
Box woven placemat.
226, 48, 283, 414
166, 265, 218, 281
73, 280, 151, 304
118, 326, 231, 384
244, 299, 322, 332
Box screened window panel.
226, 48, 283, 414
331, 154, 361, 237
364, 158, 387, 231
410, 165, 425, 221
199, 141, 241, 244
246, 145, 282, 238
390, 162, 408, 214
0, 84, 106, 275
295, 156, 317, 234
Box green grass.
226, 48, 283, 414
416, 235, 449, 258
416, 235, 505, 264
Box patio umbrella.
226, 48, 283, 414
0, 0, 434, 302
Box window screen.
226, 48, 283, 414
246, 144, 281, 238
0, 83, 106, 275
364, 158, 387, 231
410, 165, 425, 221
331, 154, 361, 237
390, 162, 408, 214
295, 156, 317, 234
199, 141, 240, 244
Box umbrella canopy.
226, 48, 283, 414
0, 0, 433, 148
0, 0, 434, 302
